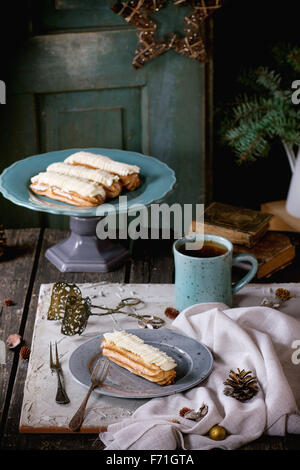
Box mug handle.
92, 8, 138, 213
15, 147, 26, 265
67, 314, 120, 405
232, 254, 258, 295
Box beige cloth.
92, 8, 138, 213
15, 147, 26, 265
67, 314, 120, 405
99, 304, 300, 450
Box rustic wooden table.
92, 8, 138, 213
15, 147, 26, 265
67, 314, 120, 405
0, 229, 300, 451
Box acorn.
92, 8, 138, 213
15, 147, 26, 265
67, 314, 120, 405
19, 345, 31, 360
6, 334, 22, 349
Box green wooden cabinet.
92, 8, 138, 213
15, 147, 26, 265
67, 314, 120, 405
0, 0, 212, 228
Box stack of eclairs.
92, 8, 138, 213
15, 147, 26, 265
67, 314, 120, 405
30, 151, 141, 207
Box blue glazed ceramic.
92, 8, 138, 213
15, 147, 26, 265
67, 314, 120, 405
0, 148, 176, 217
173, 234, 258, 311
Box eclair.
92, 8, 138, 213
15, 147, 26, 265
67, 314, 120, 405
101, 331, 176, 386
47, 162, 122, 199
65, 151, 141, 191
30, 171, 106, 207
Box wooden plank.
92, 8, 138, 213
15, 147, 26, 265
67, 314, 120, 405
0, 229, 41, 440
242, 435, 293, 451
1, 228, 127, 450
129, 237, 174, 284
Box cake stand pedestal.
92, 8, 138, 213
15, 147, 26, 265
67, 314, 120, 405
45, 216, 129, 272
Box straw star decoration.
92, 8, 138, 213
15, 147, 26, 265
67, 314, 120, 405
111, 0, 225, 68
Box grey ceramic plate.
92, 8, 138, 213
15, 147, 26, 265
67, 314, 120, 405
69, 329, 213, 399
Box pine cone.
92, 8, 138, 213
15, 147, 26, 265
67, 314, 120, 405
223, 368, 259, 402
275, 288, 293, 301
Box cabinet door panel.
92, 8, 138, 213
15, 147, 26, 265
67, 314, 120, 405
33, 0, 126, 32
38, 87, 142, 152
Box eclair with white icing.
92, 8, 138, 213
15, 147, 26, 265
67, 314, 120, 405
65, 151, 141, 191
101, 331, 176, 386
30, 171, 106, 207
47, 162, 122, 198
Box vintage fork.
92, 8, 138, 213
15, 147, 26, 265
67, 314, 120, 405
69, 358, 110, 432
49, 341, 70, 405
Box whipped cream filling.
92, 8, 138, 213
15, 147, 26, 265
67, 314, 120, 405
47, 162, 119, 187
103, 331, 176, 371
65, 151, 140, 176
31, 171, 106, 199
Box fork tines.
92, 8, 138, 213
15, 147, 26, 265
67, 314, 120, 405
49, 341, 61, 369
91, 358, 110, 385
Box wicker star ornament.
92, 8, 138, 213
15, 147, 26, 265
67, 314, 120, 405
112, 0, 225, 68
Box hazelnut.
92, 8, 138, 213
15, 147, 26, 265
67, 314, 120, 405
164, 307, 180, 320
19, 345, 31, 360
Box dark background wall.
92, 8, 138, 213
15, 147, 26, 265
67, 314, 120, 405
0, 4, 30, 86
213, 0, 300, 209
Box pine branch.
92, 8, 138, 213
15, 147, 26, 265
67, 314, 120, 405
221, 57, 300, 164
239, 130, 264, 163
255, 67, 285, 100
232, 97, 274, 124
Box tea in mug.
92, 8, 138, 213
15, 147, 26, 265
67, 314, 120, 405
178, 240, 228, 258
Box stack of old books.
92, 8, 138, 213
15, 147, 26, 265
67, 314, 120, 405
191, 202, 296, 279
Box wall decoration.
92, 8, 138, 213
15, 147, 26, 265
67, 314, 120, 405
111, 0, 224, 68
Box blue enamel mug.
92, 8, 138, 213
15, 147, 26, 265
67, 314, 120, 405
173, 234, 258, 312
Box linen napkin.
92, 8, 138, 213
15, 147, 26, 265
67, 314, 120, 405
99, 303, 300, 450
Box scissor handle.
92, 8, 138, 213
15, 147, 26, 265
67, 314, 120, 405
119, 297, 142, 307
137, 315, 165, 326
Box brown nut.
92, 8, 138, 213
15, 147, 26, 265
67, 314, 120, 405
164, 307, 180, 320
19, 345, 31, 360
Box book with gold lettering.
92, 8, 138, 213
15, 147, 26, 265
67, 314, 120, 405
191, 202, 273, 248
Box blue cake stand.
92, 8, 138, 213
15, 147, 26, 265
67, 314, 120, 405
0, 148, 176, 272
